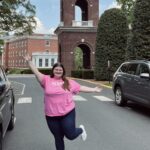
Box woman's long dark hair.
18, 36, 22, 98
51, 62, 70, 91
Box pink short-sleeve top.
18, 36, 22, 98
40, 75, 80, 117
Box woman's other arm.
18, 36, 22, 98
80, 86, 102, 93
23, 54, 43, 83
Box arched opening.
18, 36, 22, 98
75, 0, 88, 21
74, 47, 83, 70
60, 0, 64, 21
75, 6, 82, 21
74, 44, 91, 70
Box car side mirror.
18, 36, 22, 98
5, 70, 10, 76
140, 73, 150, 79
6, 71, 10, 76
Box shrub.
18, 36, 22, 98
71, 70, 82, 78
129, 0, 150, 59
8, 68, 24, 74
8, 68, 52, 75
71, 70, 94, 79
95, 8, 128, 80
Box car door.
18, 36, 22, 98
134, 63, 150, 104
124, 63, 139, 99
0, 67, 11, 135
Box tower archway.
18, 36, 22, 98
74, 44, 91, 69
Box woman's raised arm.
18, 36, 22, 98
23, 54, 43, 83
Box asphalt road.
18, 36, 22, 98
3, 76, 150, 150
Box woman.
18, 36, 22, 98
23, 54, 102, 150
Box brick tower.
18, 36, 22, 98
55, 0, 99, 76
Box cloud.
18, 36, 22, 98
34, 17, 55, 34
107, 1, 121, 9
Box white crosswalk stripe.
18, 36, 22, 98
17, 97, 32, 104
93, 96, 113, 101
73, 95, 87, 101
16, 96, 113, 104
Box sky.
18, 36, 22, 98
30, 0, 121, 34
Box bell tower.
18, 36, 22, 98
55, 0, 99, 76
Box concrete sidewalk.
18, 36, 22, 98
71, 78, 112, 89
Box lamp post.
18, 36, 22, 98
108, 60, 110, 84
0, 45, 4, 66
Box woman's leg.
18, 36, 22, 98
46, 116, 65, 150
61, 109, 82, 140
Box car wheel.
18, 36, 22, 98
8, 105, 15, 131
0, 131, 2, 150
115, 86, 127, 106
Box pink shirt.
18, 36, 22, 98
40, 75, 80, 117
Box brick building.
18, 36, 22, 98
3, 34, 58, 69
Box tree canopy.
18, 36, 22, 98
116, 0, 136, 24
129, 0, 150, 59
95, 8, 128, 80
0, 0, 36, 35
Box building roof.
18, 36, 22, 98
4, 34, 58, 43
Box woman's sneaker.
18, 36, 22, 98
79, 125, 87, 141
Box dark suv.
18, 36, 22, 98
0, 66, 15, 150
112, 60, 150, 107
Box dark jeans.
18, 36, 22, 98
46, 109, 82, 150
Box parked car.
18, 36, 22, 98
112, 60, 150, 107
0, 66, 15, 150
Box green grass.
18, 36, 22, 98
104, 82, 112, 87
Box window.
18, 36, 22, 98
138, 64, 149, 75
126, 63, 138, 75
39, 59, 42, 67
120, 63, 128, 73
45, 58, 49, 67
45, 40, 50, 46
51, 58, 55, 66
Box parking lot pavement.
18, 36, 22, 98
10, 80, 25, 95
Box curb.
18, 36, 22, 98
71, 77, 112, 89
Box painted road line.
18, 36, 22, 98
10, 81, 25, 95
93, 96, 113, 101
73, 95, 87, 101
17, 97, 32, 104
21, 83, 25, 95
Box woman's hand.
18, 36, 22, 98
93, 87, 102, 92
22, 53, 43, 82
23, 53, 31, 62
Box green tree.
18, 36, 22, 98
95, 8, 128, 80
74, 47, 83, 70
126, 32, 136, 59
0, 0, 36, 35
116, 0, 135, 24
130, 0, 150, 59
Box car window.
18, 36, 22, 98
138, 64, 149, 75
120, 63, 129, 73
126, 63, 138, 75
0, 68, 6, 82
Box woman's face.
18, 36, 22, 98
53, 66, 64, 78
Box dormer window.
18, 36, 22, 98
45, 40, 50, 46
